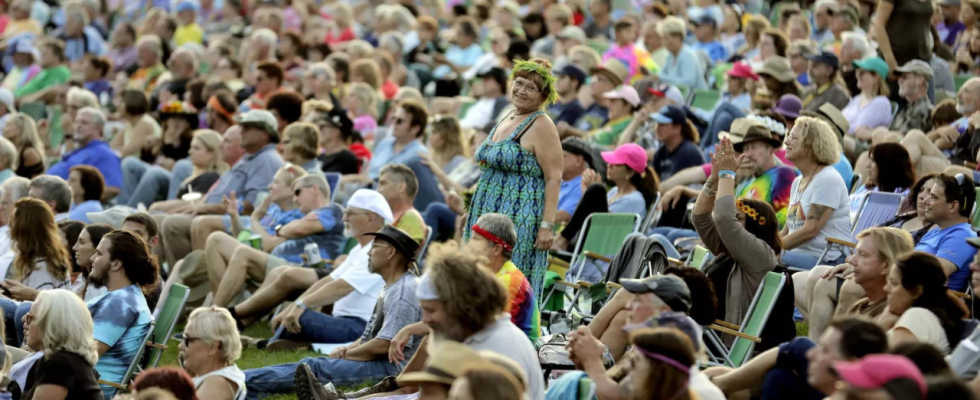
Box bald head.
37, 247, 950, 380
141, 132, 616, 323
222, 125, 246, 165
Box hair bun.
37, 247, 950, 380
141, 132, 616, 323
528, 58, 552, 71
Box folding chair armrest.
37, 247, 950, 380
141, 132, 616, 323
607, 282, 622, 290
146, 343, 167, 350
668, 257, 684, 266
99, 380, 128, 391
553, 280, 582, 289
713, 320, 740, 331
708, 324, 762, 343
549, 256, 570, 269
582, 251, 612, 263
551, 250, 574, 259
950, 290, 971, 299
825, 237, 857, 248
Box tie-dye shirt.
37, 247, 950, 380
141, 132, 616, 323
496, 261, 540, 342
88, 284, 152, 399
735, 165, 797, 228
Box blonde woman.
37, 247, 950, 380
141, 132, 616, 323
787, 14, 812, 41
343, 82, 380, 143
175, 130, 228, 200
22, 289, 101, 400
179, 307, 245, 400
281, 123, 322, 173
325, 2, 356, 45
780, 117, 852, 270
1, 113, 45, 178
738, 15, 770, 58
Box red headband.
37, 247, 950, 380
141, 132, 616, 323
471, 224, 513, 252
208, 95, 234, 121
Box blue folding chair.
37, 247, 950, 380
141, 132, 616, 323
324, 172, 341, 202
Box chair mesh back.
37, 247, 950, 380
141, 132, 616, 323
728, 272, 784, 366
581, 214, 640, 256
852, 192, 904, 237
147, 284, 190, 366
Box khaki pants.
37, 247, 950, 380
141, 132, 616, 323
161, 214, 194, 267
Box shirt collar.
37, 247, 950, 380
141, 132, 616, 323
245, 143, 277, 161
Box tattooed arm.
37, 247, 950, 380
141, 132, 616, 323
780, 204, 835, 250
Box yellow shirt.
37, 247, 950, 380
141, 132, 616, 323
173, 23, 204, 47
394, 208, 426, 244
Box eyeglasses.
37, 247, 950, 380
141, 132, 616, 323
182, 335, 200, 346
344, 210, 373, 218
370, 243, 393, 251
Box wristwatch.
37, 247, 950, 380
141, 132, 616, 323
294, 300, 309, 310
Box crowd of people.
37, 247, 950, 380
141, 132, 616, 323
1, 0, 980, 399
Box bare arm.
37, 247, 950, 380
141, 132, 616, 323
781, 204, 834, 250
937, 258, 960, 278
660, 165, 709, 193
298, 278, 355, 309
30, 385, 69, 400
196, 376, 237, 400
97, 341, 110, 357
527, 117, 563, 229
873, 1, 898, 71
118, 119, 154, 159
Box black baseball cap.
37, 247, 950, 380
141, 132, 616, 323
620, 275, 692, 313
805, 51, 840, 69
692, 15, 717, 27
364, 225, 421, 261
555, 63, 587, 84
651, 105, 688, 126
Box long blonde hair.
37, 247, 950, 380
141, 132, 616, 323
429, 116, 467, 169
6, 113, 47, 169
34, 289, 99, 366
183, 130, 228, 186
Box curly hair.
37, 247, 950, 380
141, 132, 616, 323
425, 243, 508, 334
664, 266, 717, 325
869, 143, 915, 193
793, 116, 841, 165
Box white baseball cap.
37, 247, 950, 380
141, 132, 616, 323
0, 89, 16, 114
347, 189, 394, 224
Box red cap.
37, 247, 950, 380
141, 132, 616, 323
727, 61, 759, 81
601, 143, 648, 174
833, 355, 926, 398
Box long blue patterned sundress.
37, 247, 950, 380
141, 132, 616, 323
465, 110, 549, 297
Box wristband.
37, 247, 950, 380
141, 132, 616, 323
719, 170, 737, 180
295, 300, 309, 310
540, 221, 555, 231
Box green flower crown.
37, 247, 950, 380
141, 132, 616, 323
510, 59, 560, 107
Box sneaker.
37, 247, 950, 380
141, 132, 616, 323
294, 364, 340, 400
343, 376, 399, 398
267, 339, 311, 352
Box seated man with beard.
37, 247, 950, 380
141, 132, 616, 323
226, 189, 392, 343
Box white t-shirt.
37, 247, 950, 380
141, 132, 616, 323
690, 367, 725, 400
890, 307, 950, 353
330, 241, 384, 321
192, 365, 247, 400
463, 314, 545, 400
785, 166, 852, 258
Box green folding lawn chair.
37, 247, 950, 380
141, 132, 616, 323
686, 245, 712, 270
541, 213, 640, 319
956, 75, 971, 92
689, 89, 722, 112
147, 283, 190, 367
705, 272, 786, 367
973, 188, 980, 231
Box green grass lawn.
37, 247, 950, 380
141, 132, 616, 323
159, 324, 322, 400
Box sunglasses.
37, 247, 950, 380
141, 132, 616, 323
182, 335, 200, 346
294, 185, 312, 196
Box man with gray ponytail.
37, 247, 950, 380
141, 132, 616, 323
464, 213, 540, 341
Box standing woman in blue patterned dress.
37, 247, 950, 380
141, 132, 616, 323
465, 58, 564, 296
